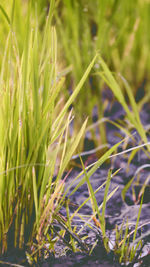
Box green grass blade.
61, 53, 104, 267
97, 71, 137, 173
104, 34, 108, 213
101, 169, 112, 235
53, 54, 98, 129
69, 139, 123, 196
32, 167, 38, 223
0, 4, 10, 25
57, 118, 88, 179
80, 156, 102, 229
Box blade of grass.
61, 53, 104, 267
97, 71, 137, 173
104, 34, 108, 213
0, 4, 10, 25
53, 54, 98, 129
69, 139, 123, 197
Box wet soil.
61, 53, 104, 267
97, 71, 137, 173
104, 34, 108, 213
0, 95, 150, 266
48, 98, 150, 267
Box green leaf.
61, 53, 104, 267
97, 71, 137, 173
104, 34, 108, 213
0, 4, 10, 25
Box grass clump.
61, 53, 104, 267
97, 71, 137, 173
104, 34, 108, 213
55, 0, 150, 149
0, 1, 149, 266
0, 0, 97, 258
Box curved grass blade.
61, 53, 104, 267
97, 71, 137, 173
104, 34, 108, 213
0, 4, 10, 25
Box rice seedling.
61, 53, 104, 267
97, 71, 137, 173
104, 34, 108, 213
72, 147, 148, 265
113, 195, 144, 264
97, 55, 149, 150
0, 0, 97, 259
48, 141, 124, 256
55, 0, 150, 150
0, 1, 149, 266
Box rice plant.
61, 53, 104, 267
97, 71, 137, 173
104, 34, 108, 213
0, 1, 149, 266
54, 0, 150, 148
0, 0, 97, 256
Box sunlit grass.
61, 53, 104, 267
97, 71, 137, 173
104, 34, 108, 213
0, 0, 149, 266
55, 0, 150, 149
0, 0, 97, 257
